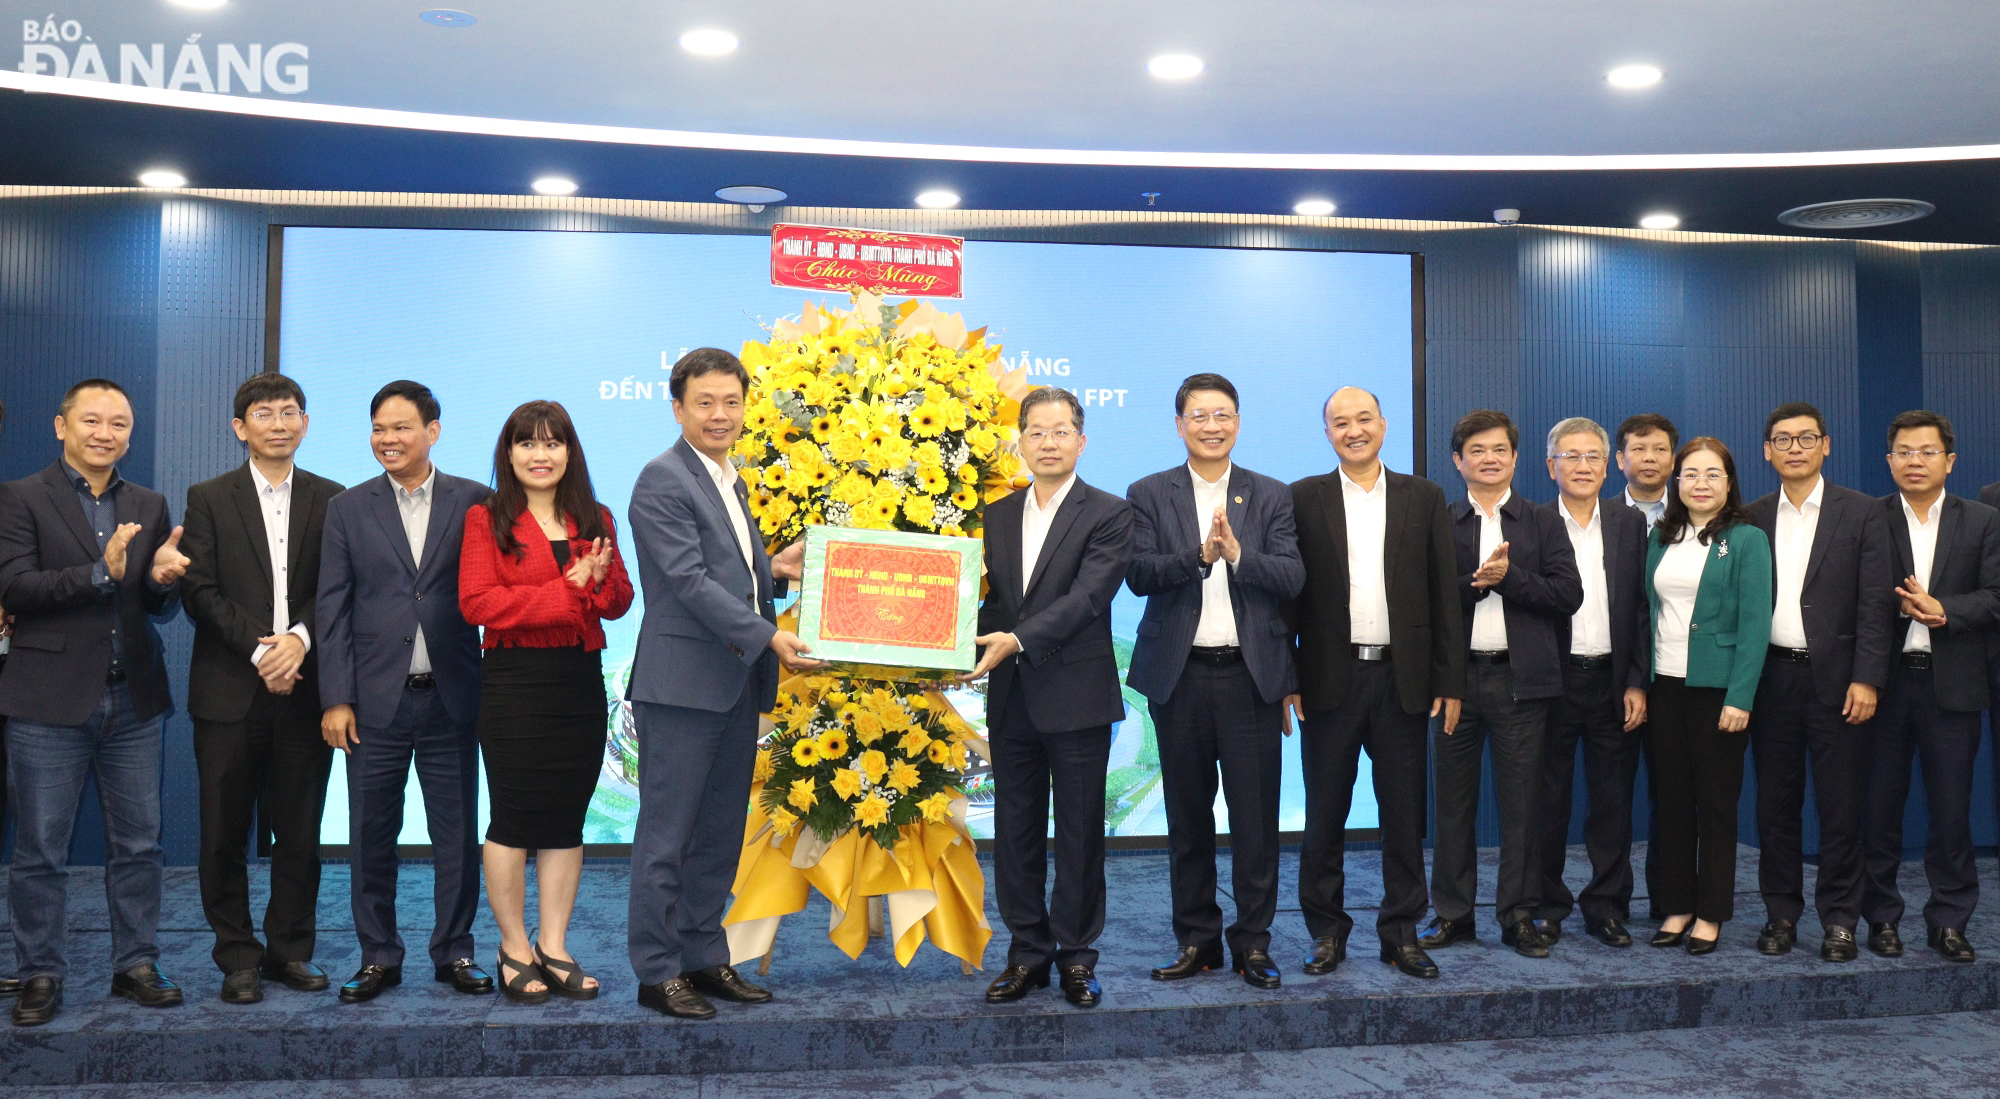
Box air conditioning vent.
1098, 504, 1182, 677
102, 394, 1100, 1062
1778, 199, 1935, 230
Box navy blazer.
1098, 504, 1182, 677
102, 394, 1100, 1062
1124, 463, 1305, 706
1745, 481, 1896, 707
1448, 490, 1583, 700
0, 462, 181, 726
1546, 496, 1652, 693
1880, 492, 2000, 713
978, 477, 1134, 734
315, 469, 485, 729
1980, 481, 1999, 511
625, 438, 783, 715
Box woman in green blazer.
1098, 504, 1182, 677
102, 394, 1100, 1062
1643, 437, 1773, 955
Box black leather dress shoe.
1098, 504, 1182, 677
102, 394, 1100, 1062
0, 977, 20, 997
1416, 916, 1476, 949
221, 968, 264, 1004
1302, 935, 1347, 976
637, 977, 716, 1019
1929, 926, 1976, 963
111, 963, 183, 1007
1501, 920, 1551, 958
1867, 922, 1904, 958
688, 964, 772, 1004
1755, 919, 1796, 955
1821, 926, 1858, 963
1380, 943, 1440, 979
339, 964, 402, 1003
984, 964, 1051, 1002
1532, 918, 1563, 944
1233, 950, 1281, 990
262, 960, 330, 992
1586, 917, 1633, 948
433, 959, 495, 994
1686, 934, 1719, 956
1060, 964, 1102, 1007
1151, 945, 1223, 981
10, 977, 60, 1026
1650, 925, 1688, 948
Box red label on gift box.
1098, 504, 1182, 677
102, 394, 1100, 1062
770, 223, 964, 299
817, 541, 962, 651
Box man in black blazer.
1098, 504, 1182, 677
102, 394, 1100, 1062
181, 374, 344, 1003
1862, 410, 2000, 963
963, 386, 1134, 1008
0, 379, 191, 1026
0, 397, 12, 1002
1285, 386, 1463, 980
1744, 402, 1894, 963
316, 381, 492, 1002
1536, 417, 1651, 949
1125, 374, 1304, 990
1425, 410, 1582, 959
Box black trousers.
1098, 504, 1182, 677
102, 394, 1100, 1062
1149, 656, 1281, 959
193, 689, 334, 973
1299, 661, 1430, 949
990, 669, 1112, 971
1647, 676, 1746, 922
1750, 656, 1868, 931
1863, 662, 1982, 931
1431, 662, 1547, 929
1538, 662, 1642, 924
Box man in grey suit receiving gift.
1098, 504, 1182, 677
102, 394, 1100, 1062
625, 348, 818, 1021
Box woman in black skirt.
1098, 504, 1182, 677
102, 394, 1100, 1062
460, 400, 633, 1003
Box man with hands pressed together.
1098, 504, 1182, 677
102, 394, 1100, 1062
1124, 374, 1303, 991
962, 386, 1133, 1009
1862, 411, 2000, 963
181, 374, 345, 1004
1743, 403, 1893, 963
0, 379, 191, 1027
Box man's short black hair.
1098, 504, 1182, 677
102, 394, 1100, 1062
669, 347, 750, 402
233, 373, 307, 422
370, 380, 440, 424
1765, 402, 1825, 439
1174, 373, 1239, 415
1887, 409, 1955, 454
1616, 413, 1680, 451
1017, 386, 1084, 433
1451, 409, 1518, 455
59, 378, 130, 416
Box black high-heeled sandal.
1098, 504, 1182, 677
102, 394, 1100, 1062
533, 941, 600, 1001
497, 949, 550, 1005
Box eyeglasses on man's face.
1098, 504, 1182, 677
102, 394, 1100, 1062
1767, 432, 1822, 451
246, 409, 304, 426
1023, 428, 1078, 444
1554, 451, 1607, 466
1179, 411, 1238, 427
1889, 448, 1947, 463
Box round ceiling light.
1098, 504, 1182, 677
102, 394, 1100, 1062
1293, 199, 1337, 217
715, 185, 788, 205
1777, 198, 1935, 230
1147, 54, 1205, 80
168, 0, 229, 8
138, 169, 188, 189
1606, 65, 1664, 89
915, 190, 960, 209
1638, 212, 1681, 230
531, 177, 578, 196
418, 9, 477, 26
678, 29, 739, 56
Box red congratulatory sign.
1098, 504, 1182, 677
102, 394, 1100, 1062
770, 223, 964, 299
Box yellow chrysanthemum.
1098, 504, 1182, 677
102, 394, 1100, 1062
815, 729, 850, 761
791, 738, 821, 766
855, 793, 891, 829
786, 777, 817, 811
858, 749, 890, 786
830, 768, 864, 801
915, 790, 954, 824
887, 760, 922, 793
899, 726, 933, 760
903, 496, 936, 527
752, 747, 775, 783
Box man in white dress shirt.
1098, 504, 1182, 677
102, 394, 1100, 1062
1615, 412, 1679, 917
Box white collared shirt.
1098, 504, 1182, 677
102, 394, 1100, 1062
1468, 489, 1511, 651
1769, 476, 1824, 650
1190, 463, 1239, 647
1562, 497, 1612, 657
694, 445, 756, 580
1653, 529, 1709, 678
392, 465, 436, 675
1340, 467, 1391, 646
1020, 475, 1078, 597
247, 463, 312, 669
1624, 487, 1667, 532
1901, 493, 1943, 653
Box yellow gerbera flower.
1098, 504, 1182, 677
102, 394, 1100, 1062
910, 404, 948, 438
926, 739, 951, 765
951, 487, 980, 510
917, 466, 949, 494
791, 738, 821, 766
815, 729, 850, 760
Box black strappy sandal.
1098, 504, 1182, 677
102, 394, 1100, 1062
533, 940, 600, 1001
496, 949, 550, 1005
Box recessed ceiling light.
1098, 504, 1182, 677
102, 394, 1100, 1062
678, 29, 738, 56
1147, 54, 1205, 80
915, 190, 960, 209
715, 185, 788, 205
1638, 212, 1680, 230
138, 169, 187, 188
531, 177, 578, 196
419, 9, 477, 27
1293, 199, 1336, 217
1607, 65, 1663, 89
167, 0, 229, 8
